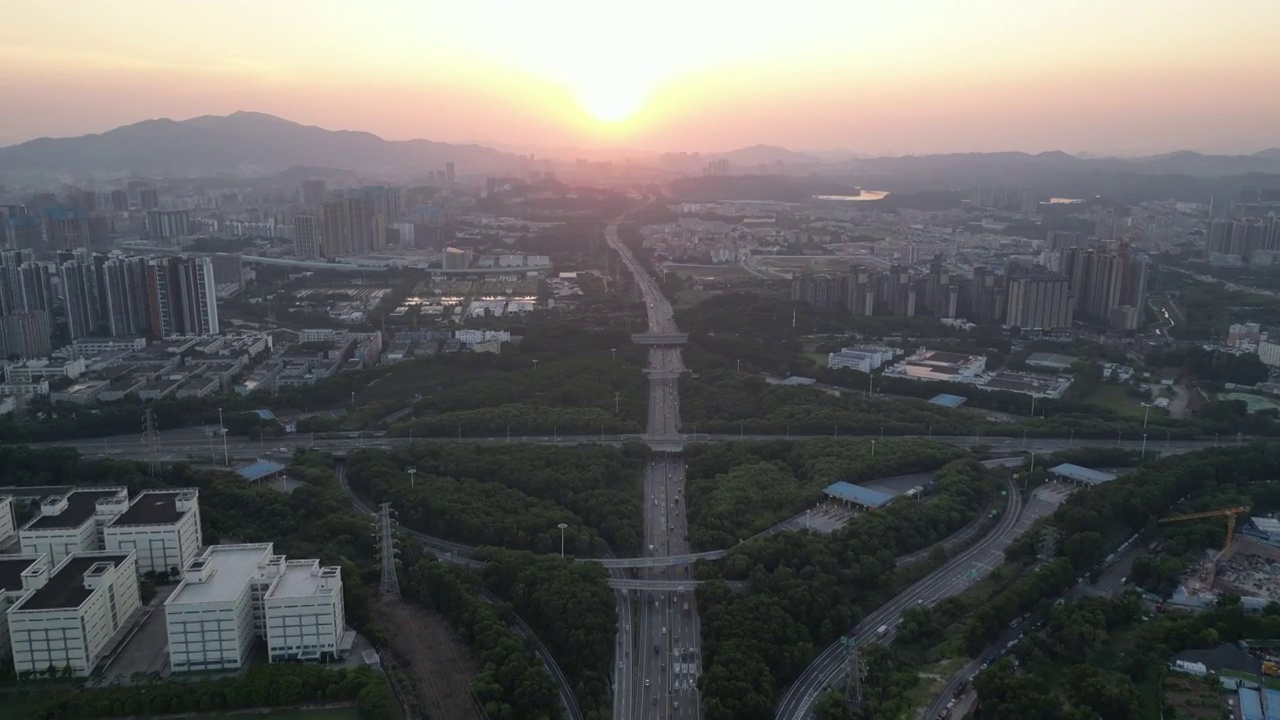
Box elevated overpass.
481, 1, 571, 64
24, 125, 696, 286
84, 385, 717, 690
631, 332, 689, 345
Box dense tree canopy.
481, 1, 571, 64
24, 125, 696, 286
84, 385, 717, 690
345, 442, 647, 555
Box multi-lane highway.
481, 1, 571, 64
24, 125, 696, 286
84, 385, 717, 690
25, 428, 1230, 464
605, 220, 702, 720
775, 478, 1070, 720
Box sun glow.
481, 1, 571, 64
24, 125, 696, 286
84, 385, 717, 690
577, 83, 647, 123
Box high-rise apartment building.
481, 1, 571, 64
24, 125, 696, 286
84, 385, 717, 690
44, 208, 92, 250
445, 162, 456, 183
138, 189, 159, 211
109, 190, 130, 212
146, 257, 219, 338
1005, 274, 1073, 330
293, 214, 322, 258
300, 179, 327, 208
319, 197, 375, 256
0, 313, 52, 358
1046, 231, 1083, 252
145, 210, 190, 240
1061, 246, 1147, 331
59, 257, 103, 339
100, 256, 152, 337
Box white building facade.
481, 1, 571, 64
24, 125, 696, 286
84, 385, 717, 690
103, 489, 203, 577
6, 551, 142, 677
0, 555, 49, 661
0, 495, 16, 547
19, 489, 129, 566
164, 543, 346, 673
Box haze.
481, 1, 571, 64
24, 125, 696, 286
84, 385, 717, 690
3, 0, 1278, 155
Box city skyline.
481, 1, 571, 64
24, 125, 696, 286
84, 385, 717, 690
3, 1, 1279, 155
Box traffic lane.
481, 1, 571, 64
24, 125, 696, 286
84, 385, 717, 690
776, 483, 1022, 719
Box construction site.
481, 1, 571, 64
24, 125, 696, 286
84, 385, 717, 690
1164, 507, 1280, 610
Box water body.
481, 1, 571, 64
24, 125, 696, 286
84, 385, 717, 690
814, 190, 891, 202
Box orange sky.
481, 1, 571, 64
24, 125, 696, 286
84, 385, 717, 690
2, 1, 1278, 155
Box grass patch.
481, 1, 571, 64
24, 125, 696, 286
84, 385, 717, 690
905, 657, 968, 716
804, 352, 829, 369
665, 263, 756, 280
1086, 384, 1152, 418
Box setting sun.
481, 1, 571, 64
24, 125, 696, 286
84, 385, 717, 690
578, 83, 646, 123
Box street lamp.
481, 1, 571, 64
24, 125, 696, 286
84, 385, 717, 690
407, 466, 417, 488
611, 348, 617, 362
558, 523, 569, 558
870, 439, 876, 458
1142, 403, 1150, 430
220, 428, 229, 466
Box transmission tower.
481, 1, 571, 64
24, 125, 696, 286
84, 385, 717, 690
142, 409, 160, 477
840, 636, 865, 706
377, 503, 401, 599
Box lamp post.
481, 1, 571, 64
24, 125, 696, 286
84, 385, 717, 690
1142, 403, 1150, 430
407, 467, 417, 488
611, 348, 617, 362
871, 439, 876, 458
1141, 433, 1148, 459
220, 428, 229, 466
558, 523, 568, 558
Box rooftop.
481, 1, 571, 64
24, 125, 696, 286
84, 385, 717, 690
112, 491, 186, 526
168, 544, 274, 605
1026, 352, 1078, 368
1048, 463, 1117, 485
824, 481, 894, 508
267, 560, 338, 599
0, 555, 45, 592
1255, 518, 1280, 535
236, 459, 286, 482
25, 489, 122, 531
929, 393, 969, 408
15, 554, 130, 612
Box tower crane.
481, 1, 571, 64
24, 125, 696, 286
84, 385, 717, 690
1158, 506, 1251, 553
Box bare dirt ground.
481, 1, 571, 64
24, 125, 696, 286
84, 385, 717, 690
379, 599, 482, 720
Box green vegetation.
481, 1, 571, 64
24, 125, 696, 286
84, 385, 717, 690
1146, 345, 1270, 386
480, 551, 616, 720
683, 438, 966, 550
680, 371, 982, 436
1158, 269, 1280, 340
21, 664, 394, 720
344, 443, 647, 555
694, 457, 1000, 720
401, 554, 562, 720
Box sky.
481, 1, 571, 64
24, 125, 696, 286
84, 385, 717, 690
2, 0, 1279, 156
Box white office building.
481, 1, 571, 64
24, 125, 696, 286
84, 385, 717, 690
6, 551, 142, 677
827, 345, 899, 373
0, 495, 16, 548
0, 554, 49, 661
103, 490, 203, 577
19, 489, 130, 566
164, 543, 348, 673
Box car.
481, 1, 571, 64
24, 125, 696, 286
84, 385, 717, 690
619, 661, 624, 668
652, 696, 658, 705
662, 626, 667, 634
277, 447, 289, 453
645, 679, 651, 687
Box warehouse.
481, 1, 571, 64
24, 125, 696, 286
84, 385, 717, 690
103, 489, 204, 577
165, 543, 348, 673
0, 554, 49, 661
19, 488, 129, 566
6, 551, 142, 678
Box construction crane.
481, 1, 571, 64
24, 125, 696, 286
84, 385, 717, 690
1158, 506, 1251, 553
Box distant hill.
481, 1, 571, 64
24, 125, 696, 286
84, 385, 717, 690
707, 144, 820, 167
0, 111, 517, 179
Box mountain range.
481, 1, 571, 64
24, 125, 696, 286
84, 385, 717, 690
1, 111, 1278, 186
0, 111, 514, 180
